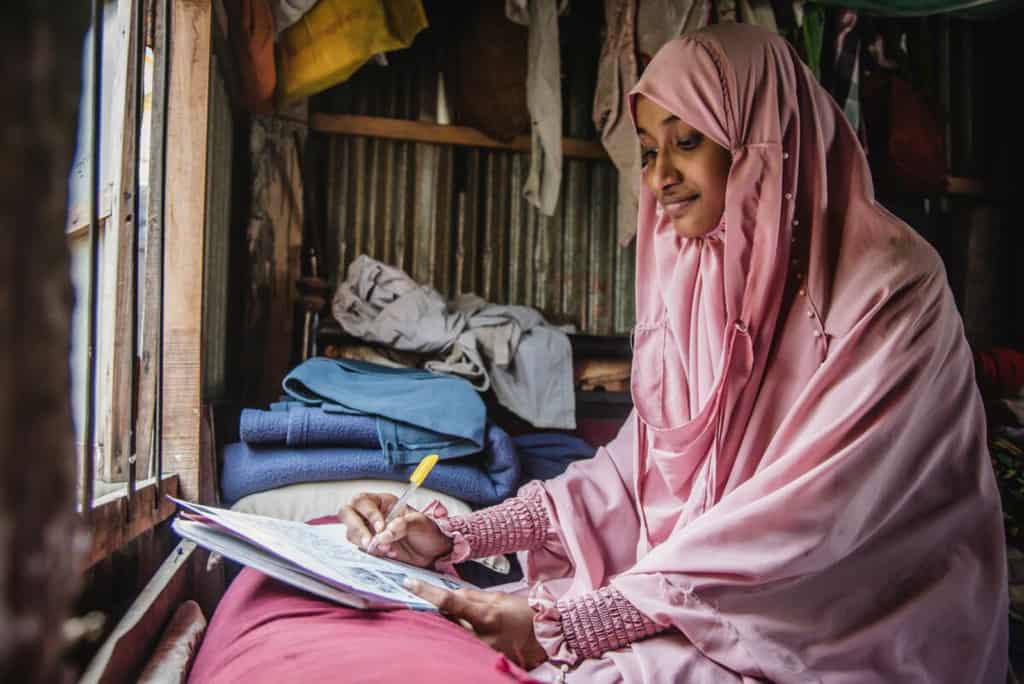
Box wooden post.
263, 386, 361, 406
162, 0, 212, 500
103, 0, 144, 483
0, 4, 89, 682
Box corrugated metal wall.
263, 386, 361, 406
203, 55, 234, 399
317, 26, 635, 335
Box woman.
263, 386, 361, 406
339, 22, 1007, 683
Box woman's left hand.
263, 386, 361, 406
404, 579, 548, 670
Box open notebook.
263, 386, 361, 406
169, 497, 477, 611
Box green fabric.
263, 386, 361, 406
800, 4, 826, 80
808, 0, 1016, 18
991, 434, 1024, 546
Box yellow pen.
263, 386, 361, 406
365, 453, 439, 554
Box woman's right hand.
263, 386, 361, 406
337, 492, 453, 568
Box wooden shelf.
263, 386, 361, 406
310, 113, 609, 161
309, 114, 988, 196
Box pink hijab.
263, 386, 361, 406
526, 23, 1007, 683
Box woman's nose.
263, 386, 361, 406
649, 150, 681, 193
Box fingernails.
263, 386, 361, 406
375, 521, 384, 532
403, 578, 418, 590
361, 536, 370, 547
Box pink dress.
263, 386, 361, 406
437, 23, 1007, 684
192, 23, 1006, 684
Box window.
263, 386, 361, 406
69, 0, 177, 564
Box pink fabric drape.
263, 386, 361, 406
526, 23, 1007, 683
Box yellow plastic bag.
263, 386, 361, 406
276, 0, 428, 106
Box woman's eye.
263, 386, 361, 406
676, 135, 702, 151
640, 148, 656, 168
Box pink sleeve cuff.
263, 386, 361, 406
528, 583, 665, 665
421, 499, 473, 576
424, 487, 551, 573
528, 582, 581, 666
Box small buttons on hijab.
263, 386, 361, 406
806, 310, 814, 318
783, 152, 790, 159
798, 289, 806, 297
813, 330, 821, 338
785, 193, 793, 200
793, 219, 799, 226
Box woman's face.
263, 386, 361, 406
635, 95, 732, 238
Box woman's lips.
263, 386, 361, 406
660, 195, 698, 219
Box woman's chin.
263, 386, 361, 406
671, 217, 715, 238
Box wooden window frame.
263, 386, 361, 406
76, 0, 213, 564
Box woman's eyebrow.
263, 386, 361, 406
636, 114, 682, 137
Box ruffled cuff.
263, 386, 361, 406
528, 582, 581, 667
424, 490, 551, 575
422, 499, 473, 576
527, 583, 666, 666
556, 585, 664, 660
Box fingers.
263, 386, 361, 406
353, 494, 388, 534
448, 586, 498, 604
367, 506, 430, 555
337, 493, 395, 547
337, 504, 373, 547
375, 513, 415, 547
403, 580, 491, 625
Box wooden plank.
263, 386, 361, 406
79, 538, 197, 684
573, 358, 631, 392
84, 475, 180, 570
92, 1, 131, 487
257, 108, 306, 403
162, 0, 212, 500
311, 113, 610, 161
103, 0, 144, 484
434, 146, 455, 297
136, 0, 169, 484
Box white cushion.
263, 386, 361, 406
231, 479, 473, 521
230, 480, 510, 574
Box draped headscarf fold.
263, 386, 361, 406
527, 23, 1006, 683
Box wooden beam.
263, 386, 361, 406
79, 539, 197, 684
135, 0, 170, 483
310, 113, 610, 161
162, 0, 212, 500
103, 0, 144, 483
312, 116, 993, 203
84, 475, 180, 570
249, 109, 306, 403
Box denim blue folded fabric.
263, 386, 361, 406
221, 423, 520, 507
511, 433, 596, 484
281, 357, 486, 465
239, 407, 379, 448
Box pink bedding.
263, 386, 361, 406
187, 521, 538, 684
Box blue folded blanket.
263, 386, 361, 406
512, 433, 596, 484
240, 407, 379, 447
280, 357, 487, 465
221, 423, 520, 507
